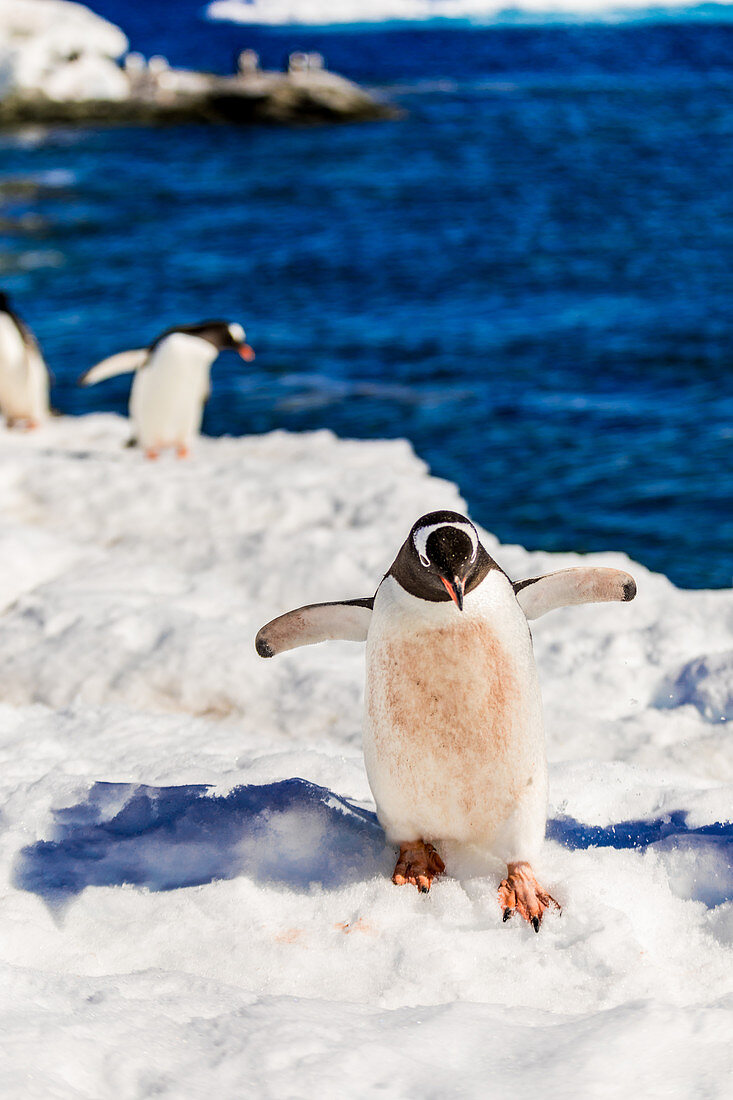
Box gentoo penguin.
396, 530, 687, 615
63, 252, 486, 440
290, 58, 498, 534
80, 320, 254, 459
256, 510, 636, 931
0, 291, 51, 429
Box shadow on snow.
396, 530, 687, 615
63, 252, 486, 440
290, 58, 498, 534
14, 778, 391, 909
549, 813, 733, 907
13, 781, 733, 909
548, 812, 733, 850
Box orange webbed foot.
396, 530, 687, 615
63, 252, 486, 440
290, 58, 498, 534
498, 861, 561, 932
176, 444, 190, 460
144, 447, 160, 461
392, 840, 445, 893
5, 417, 38, 431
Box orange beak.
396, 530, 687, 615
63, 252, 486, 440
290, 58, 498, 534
440, 575, 465, 611
238, 344, 255, 361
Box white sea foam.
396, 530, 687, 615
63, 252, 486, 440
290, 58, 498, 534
0, 413, 730, 1097
206, 0, 733, 26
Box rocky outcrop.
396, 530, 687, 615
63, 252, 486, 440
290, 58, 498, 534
0, 0, 397, 126
0, 69, 397, 126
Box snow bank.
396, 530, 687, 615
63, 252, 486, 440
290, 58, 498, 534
207, 0, 733, 26
0, 414, 730, 1097
655, 650, 733, 723
0, 0, 129, 102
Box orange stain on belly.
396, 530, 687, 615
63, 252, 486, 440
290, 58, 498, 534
369, 620, 524, 833
381, 621, 518, 747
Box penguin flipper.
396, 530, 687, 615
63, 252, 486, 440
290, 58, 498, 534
514, 567, 636, 620
79, 349, 148, 386
255, 598, 373, 658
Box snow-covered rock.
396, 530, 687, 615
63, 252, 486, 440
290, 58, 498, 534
0, 414, 730, 1097
0, 0, 129, 102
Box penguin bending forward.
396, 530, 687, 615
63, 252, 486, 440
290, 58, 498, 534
256, 510, 636, 931
80, 320, 254, 459
0, 292, 51, 429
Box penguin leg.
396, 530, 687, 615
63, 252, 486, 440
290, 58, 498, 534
392, 841, 445, 893
176, 444, 190, 460
144, 446, 160, 461
498, 861, 560, 932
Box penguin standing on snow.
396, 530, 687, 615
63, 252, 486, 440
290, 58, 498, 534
80, 320, 255, 459
256, 510, 636, 931
0, 291, 51, 430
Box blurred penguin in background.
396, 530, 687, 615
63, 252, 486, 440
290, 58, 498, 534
0, 291, 51, 430
80, 320, 255, 459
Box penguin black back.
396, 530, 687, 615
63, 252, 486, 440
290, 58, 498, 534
0, 291, 36, 348
149, 320, 246, 353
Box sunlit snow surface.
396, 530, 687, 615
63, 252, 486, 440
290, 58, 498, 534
0, 1, 128, 101
0, 415, 731, 1097
207, 0, 733, 24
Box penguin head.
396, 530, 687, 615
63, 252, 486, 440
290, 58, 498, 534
389, 510, 495, 610
154, 321, 255, 361
219, 322, 255, 361
202, 321, 255, 362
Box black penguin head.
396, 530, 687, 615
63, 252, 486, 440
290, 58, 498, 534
209, 321, 255, 360
390, 510, 497, 609
151, 320, 255, 361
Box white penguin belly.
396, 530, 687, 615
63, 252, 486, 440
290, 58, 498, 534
0, 316, 48, 422
364, 573, 547, 862
130, 334, 213, 450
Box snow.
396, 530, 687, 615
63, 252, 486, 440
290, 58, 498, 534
656, 650, 733, 723
0, 413, 730, 1098
206, 0, 733, 26
0, 1, 129, 102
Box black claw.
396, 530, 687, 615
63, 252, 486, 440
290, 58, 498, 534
531, 916, 540, 933
503, 908, 513, 922
419, 884, 429, 894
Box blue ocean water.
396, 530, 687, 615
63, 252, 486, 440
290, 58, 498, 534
1, 6, 731, 587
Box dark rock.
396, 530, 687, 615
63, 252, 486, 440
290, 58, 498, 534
0, 69, 400, 129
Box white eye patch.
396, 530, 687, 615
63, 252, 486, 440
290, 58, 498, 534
413, 522, 478, 568
228, 323, 245, 343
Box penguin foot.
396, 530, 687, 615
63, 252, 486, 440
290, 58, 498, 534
498, 862, 560, 932
144, 447, 160, 461
176, 444, 190, 460
5, 417, 37, 431
392, 841, 445, 893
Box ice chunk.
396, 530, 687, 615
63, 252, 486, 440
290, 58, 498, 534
0, 0, 129, 102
